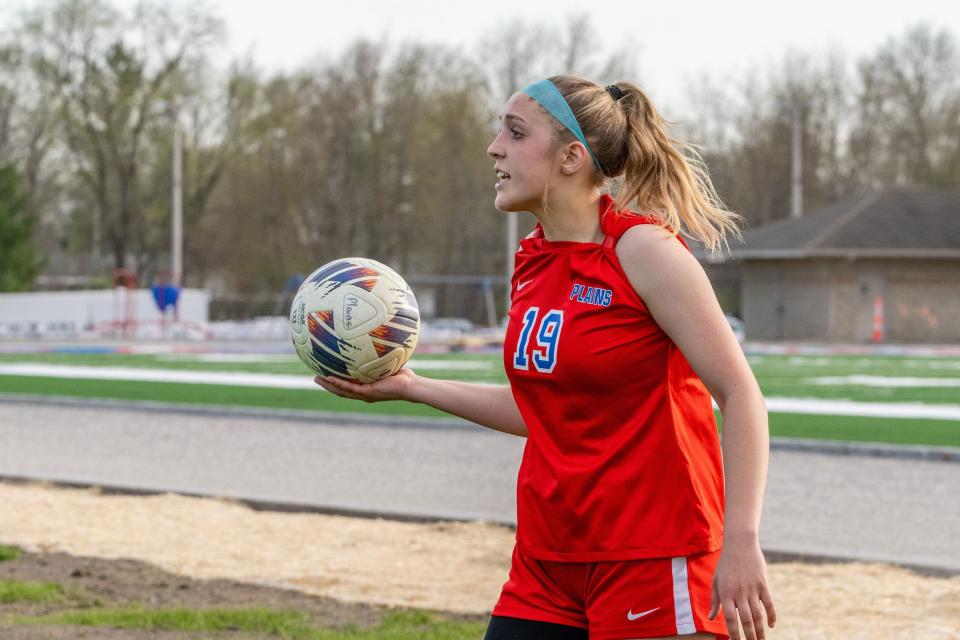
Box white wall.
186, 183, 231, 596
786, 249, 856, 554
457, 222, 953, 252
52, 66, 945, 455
0, 289, 209, 338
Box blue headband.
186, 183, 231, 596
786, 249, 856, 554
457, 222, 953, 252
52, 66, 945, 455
521, 79, 603, 173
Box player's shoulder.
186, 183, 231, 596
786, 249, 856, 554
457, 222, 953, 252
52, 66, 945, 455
614, 223, 702, 299
615, 223, 689, 264
618, 221, 675, 242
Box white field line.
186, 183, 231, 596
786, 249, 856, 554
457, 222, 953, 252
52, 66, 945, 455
762, 398, 960, 421
157, 354, 297, 363
786, 357, 835, 366
1, 364, 959, 421
902, 361, 960, 371
753, 356, 960, 370
157, 354, 494, 370
0, 362, 490, 392
0, 363, 319, 390
804, 376, 960, 388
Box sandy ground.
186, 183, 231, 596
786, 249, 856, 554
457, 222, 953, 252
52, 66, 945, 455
1, 481, 958, 639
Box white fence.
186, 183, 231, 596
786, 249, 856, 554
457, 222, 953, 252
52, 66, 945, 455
0, 289, 209, 339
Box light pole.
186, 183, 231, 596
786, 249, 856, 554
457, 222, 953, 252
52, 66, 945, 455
172, 125, 183, 287
791, 104, 803, 218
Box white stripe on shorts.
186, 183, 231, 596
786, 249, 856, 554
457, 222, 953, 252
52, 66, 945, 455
672, 556, 697, 634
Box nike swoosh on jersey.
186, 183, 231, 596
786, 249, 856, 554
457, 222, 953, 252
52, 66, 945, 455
627, 607, 659, 621
516, 279, 534, 290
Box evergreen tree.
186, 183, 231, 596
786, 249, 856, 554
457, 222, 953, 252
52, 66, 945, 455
0, 164, 42, 291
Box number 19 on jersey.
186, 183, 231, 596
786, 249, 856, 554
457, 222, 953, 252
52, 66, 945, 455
513, 307, 564, 373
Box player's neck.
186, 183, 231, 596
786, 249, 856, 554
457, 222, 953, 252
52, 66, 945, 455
536, 192, 603, 244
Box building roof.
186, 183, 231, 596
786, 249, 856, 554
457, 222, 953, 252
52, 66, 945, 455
711, 190, 960, 261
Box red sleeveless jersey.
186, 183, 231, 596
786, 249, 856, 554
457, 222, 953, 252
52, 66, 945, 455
504, 193, 725, 562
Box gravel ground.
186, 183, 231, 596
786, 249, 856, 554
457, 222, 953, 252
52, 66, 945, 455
0, 400, 957, 572
1, 482, 958, 639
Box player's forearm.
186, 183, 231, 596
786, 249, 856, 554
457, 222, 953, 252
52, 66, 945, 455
406, 377, 528, 437
717, 387, 769, 541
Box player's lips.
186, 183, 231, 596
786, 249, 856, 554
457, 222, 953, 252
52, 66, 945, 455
494, 167, 511, 190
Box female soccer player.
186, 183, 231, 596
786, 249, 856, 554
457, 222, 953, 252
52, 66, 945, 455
315, 75, 777, 640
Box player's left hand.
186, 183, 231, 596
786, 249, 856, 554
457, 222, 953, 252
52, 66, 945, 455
709, 536, 777, 640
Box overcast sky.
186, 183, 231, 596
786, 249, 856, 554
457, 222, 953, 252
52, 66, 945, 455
6, 0, 960, 112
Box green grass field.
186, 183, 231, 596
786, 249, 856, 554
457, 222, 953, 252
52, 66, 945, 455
0, 572, 484, 639
0, 579, 63, 604
0, 545, 486, 638
12, 607, 486, 639
1, 351, 958, 447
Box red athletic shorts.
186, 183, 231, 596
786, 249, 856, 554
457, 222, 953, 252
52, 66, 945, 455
491, 544, 729, 639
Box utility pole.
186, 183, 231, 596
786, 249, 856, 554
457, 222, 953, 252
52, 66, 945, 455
170, 115, 183, 328
791, 104, 803, 218
172, 125, 183, 288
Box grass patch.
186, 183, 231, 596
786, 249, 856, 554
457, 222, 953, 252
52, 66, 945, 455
358, 610, 488, 639
714, 410, 960, 447
0, 352, 506, 381
4, 351, 960, 402
23, 606, 316, 634
1, 352, 958, 446
759, 382, 960, 405
749, 354, 960, 405
16, 607, 487, 639
767, 413, 960, 447
0, 376, 451, 419
0, 579, 63, 603
0, 544, 21, 562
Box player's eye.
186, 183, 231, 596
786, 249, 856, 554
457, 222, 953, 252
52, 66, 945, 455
510, 128, 523, 139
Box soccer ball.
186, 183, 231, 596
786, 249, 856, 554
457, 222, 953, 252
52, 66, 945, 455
290, 258, 420, 383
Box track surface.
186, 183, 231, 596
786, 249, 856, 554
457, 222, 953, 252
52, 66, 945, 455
1, 401, 957, 573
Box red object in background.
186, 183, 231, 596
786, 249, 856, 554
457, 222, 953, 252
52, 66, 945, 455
872, 295, 885, 343
112, 268, 138, 337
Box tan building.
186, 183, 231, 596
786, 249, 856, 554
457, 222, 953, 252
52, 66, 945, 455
706, 191, 960, 343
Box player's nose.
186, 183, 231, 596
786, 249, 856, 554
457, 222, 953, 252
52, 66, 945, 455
487, 133, 504, 159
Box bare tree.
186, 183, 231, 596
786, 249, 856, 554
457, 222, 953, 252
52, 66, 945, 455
558, 14, 637, 83
684, 50, 859, 225
18, 0, 223, 275
850, 23, 960, 189
478, 13, 637, 108
477, 19, 555, 105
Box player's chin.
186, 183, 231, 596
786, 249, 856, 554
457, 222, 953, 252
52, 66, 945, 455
493, 192, 524, 213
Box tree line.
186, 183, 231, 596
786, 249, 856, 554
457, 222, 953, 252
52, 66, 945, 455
686, 25, 960, 226
0, 0, 957, 313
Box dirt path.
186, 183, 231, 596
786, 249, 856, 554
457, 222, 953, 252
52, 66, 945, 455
1, 481, 958, 639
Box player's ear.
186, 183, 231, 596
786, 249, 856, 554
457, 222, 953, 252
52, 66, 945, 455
560, 142, 588, 175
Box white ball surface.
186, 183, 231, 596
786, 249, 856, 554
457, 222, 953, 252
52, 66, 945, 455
290, 257, 420, 383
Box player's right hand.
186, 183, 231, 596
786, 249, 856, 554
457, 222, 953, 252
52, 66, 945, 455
314, 367, 417, 403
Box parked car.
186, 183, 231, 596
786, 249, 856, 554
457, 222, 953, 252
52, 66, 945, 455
420, 317, 476, 342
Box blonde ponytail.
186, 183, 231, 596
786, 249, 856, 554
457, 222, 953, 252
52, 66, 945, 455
549, 75, 742, 257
